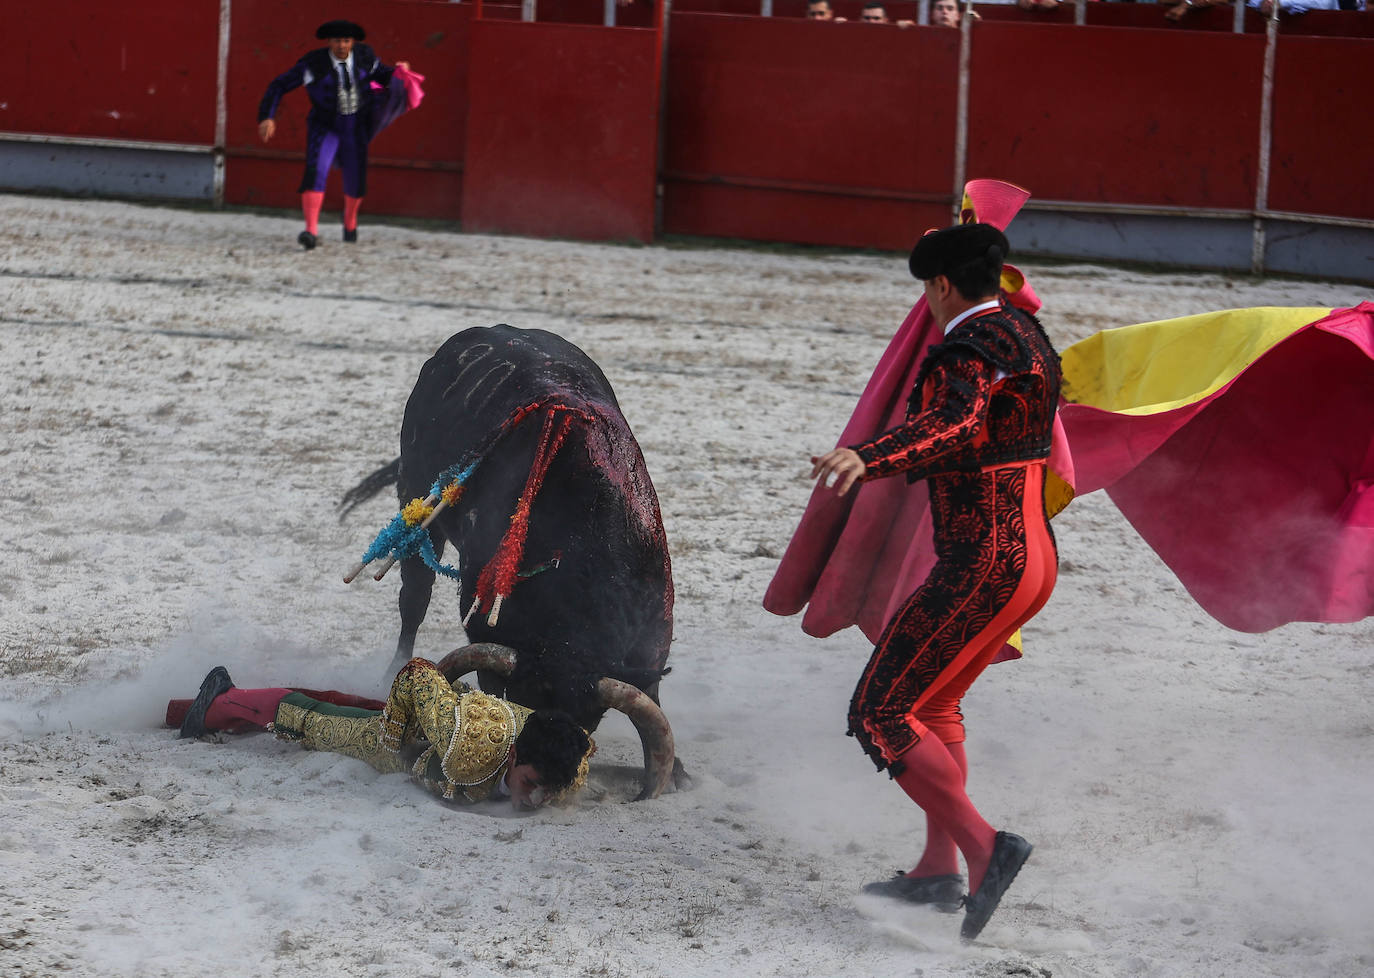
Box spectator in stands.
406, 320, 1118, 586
1251, 0, 1343, 12
931, 0, 962, 26
1164, 0, 1341, 21
1016, 0, 1061, 11
1162, 0, 1230, 22
807, 0, 847, 20
860, 1, 916, 25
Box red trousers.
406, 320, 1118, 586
849, 461, 1057, 770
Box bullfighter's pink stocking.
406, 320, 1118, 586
301, 191, 325, 234
204, 687, 293, 732
343, 195, 362, 232
906, 739, 968, 878
892, 736, 996, 891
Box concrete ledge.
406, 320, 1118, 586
1264, 220, 1374, 285
0, 142, 215, 202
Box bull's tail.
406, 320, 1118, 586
338, 458, 401, 521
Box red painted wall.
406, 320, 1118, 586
662, 14, 958, 249
967, 23, 1265, 210
461, 18, 663, 241
6, 3, 1372, 249
3, 2, 219, 143
1268, 36, 1374, 220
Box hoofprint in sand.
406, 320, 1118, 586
1, 194, 1371, 978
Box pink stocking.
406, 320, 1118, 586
892, 736, 997, 891
343, 196, 362, 231
203, 687, 293, 732
301, 191, 325, 234
907, 740, 968, 878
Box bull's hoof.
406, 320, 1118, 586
297, 230, 318, 250
178, 666, 234, 739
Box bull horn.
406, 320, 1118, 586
435, 643, 518, 683
435, 644, 675, 802
598, 678, 675, 802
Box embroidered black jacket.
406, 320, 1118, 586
257, 44, 395, 127
851, 303, 1061, 483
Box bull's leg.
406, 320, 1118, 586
390, 531, 444, 678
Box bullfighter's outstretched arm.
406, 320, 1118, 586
849, 352, 995, 482
257, 59, 309, 123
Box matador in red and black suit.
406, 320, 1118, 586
810, 222, 1060, 941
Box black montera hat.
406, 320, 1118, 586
316, 20, 366, 40
908, 222, 1010, 281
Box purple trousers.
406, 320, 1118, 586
299, 114, 368, 197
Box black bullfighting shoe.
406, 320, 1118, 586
960, 831, 1033, 941
342, 228, 357, 243
862, 872, 964, 911
178, 666, 234, 739
297, 230, 318, 250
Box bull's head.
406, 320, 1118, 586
435, 643, 675, 801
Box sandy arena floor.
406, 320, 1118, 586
1, 194, 1371, 978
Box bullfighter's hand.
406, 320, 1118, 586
396, 61, 411, 70
258, 119, 276, 143
810, 448, 866, 497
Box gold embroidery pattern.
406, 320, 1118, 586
381, 659, 531, 802
271, 699, 408, 775
443, 693, 519, 786
382, 659, 461, 749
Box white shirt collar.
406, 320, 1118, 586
334, 52, 355, 70
943, 299, 1001, 336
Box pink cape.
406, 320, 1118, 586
1058, 302, 1374, 632
761, 292, 1071, 659
762, 179, 1070, 659
367, 65, 426, 141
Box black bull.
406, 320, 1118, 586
340, 326, 679, 795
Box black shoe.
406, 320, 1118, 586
178, 666, 234, 739
297, 230, 318, 250
863, 872, 964, 911
342, 228, 357, 243
961, 831, 1033, 941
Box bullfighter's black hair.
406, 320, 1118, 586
909, 223, 1009, 301
515, 710, 591, 792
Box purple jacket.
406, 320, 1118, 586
257, 44, 397, 130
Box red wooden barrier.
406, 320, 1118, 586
1268, 36, 1374, 221
223, 0, 470, 219
967, 23, 1265, 210
971, 3, 1076, 25
460, 16, 663, 241
3, 2, 219, 144
5, 1, 1372, 266
662, 14, 958, 249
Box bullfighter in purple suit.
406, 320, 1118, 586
256, 19, 413, 250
